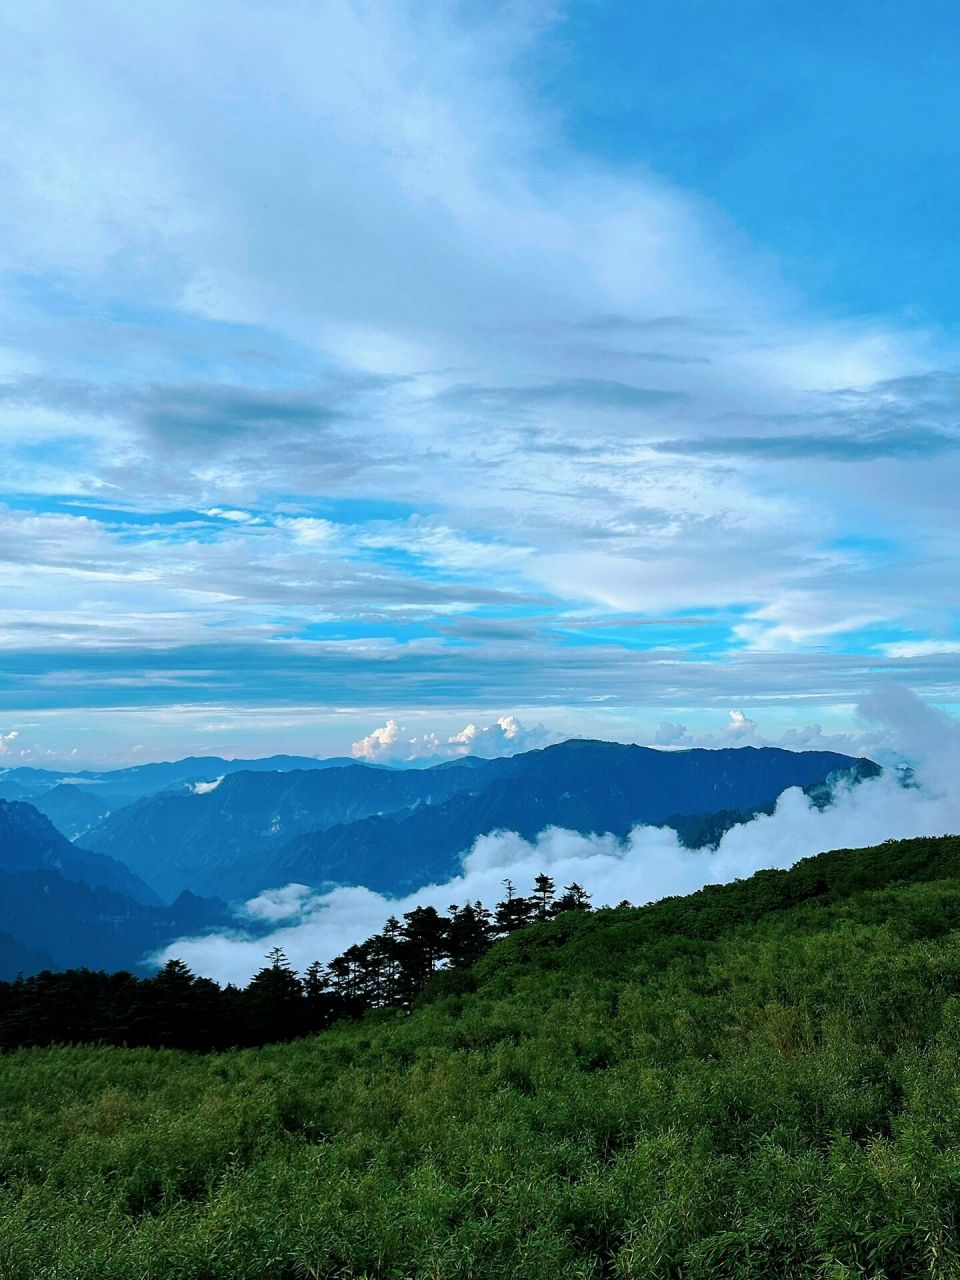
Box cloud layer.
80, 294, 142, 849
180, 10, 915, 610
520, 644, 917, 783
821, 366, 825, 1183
161, 688, 960, 985
0, 2, 957, 762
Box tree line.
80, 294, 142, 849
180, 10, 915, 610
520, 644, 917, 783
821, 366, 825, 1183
0, 875, 591, 1052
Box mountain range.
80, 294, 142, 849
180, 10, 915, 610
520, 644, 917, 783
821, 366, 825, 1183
219, 742, 881, 897
0, 740, 881, 977
0, 754, 362, 838
0, 800, 231, 979
78, 755, 515, 900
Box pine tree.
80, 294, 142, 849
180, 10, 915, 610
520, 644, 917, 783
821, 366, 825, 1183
532, 873, 556, 919
494, 890, 534, 933
396, 906, 448, 1003
368, 916, 405, 1006
446, 902, 494, 966
554, 882, 592, 914
244, 947, 304, 1043
303, 960, 336, 1032
149, 958, 223, 1051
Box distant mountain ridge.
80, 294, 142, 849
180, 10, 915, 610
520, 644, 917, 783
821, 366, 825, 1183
0, 869, 231, 978
79, 740, 880, 901
26, 783, 118, 840
0, 799, 231, 978
0, 799, 160, 902
0, 753, 363, 806
0, 741, 882, 973
242, 742, 881, 896
0, 753, 374, 839
80, 758, 516, 900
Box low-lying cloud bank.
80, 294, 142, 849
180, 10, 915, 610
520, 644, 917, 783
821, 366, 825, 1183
161, 687, 960, 987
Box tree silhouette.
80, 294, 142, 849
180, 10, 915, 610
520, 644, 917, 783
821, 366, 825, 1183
244, 947, 304, 1043
149, 958, 224, 1050
0, 876, 596, 1051
554, 882, 592, 914
533, 874, 556, 919
495, 889, 533, 933
446, 901, 494, 966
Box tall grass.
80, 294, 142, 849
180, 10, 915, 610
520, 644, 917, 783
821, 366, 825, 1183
4, 836, 960, 1277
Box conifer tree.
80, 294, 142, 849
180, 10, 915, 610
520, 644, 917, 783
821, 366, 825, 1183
244, 947, 304, 1043
446, 902, 494, 966
397, 905, 447, 1001
554, 882, 592, 913
495, 889, 534, 933
149, 958, 223, 1051
532, 873, 556, 919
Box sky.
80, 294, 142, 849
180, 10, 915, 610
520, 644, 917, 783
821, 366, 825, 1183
1, 0, 959, 768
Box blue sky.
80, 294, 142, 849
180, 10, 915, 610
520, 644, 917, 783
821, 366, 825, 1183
538, 1, 960, 320
0, 0, 958, 767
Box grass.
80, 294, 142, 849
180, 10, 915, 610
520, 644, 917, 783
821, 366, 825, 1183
4, 835, 960, 1277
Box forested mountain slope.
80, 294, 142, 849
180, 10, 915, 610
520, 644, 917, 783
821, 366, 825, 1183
0, 801, 238, 977
0, 870, 231, 978
0, 800, 158, 903
3, 833, 960, 1278
80, 757, 512, 900
245, 742, 879, 897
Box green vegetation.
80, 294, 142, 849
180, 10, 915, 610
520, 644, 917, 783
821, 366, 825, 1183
0, 877, 591, 1051
4, 834, 960, 1278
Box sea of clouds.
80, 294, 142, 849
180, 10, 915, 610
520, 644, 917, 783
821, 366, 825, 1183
159, 686, 960, 986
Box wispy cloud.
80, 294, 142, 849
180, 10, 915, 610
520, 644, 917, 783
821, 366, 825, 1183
649, 427, 960, 461
435, 378, 688, 412
0, 2, 956, 757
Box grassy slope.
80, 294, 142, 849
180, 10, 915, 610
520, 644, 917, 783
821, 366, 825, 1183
4, 835, 960, 1278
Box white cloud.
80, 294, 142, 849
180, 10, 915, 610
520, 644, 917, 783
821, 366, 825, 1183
191, 776, 223, 795
0, 2, 956, 746
351, 713, 555, 763
448, 714, 534, 751
161, 763, 960, 987
351, 718, 404, 762
725, 709, 757, 738
649, 688, 943, 763
242, 883, 313, 924
162, 688, 960, 985
204, 508, 259, 524
881, 641, 960, 658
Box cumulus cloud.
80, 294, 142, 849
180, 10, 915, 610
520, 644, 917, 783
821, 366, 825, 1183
0, 730, 19, 755
351, 713, 556, 763
351, 718, 404, 761
161, 689, 960, 985
653, 709, 800, 749
0, 3, 957, 754
448, 715, 546, 753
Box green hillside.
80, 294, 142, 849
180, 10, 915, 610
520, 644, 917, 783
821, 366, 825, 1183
5, 834, 960, 1278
